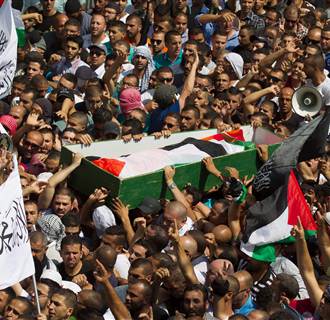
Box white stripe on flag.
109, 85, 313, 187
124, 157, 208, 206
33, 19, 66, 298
0, 125, 35, 289
247, 207, 292, 246
0, 0, 18, 99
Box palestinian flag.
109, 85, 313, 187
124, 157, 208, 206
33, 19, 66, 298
241, 170, 317, 262
92, 129, 249, 179
253, 112, 330, 201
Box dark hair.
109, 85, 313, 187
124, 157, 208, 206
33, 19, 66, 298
216, 244, 239, 269
93, 108, 113, 124
47, 150, 61, 162
158, 66, 174, 75
39, 127, 55, 140
60, 234, 82, 250
61, 212, 80, 227
126, 13, 142, 25
145, 224, 170, 252
108, 20, 126, 33
276, 273, 299, 300
76, 309, 104, 320
165, 30, 181, 44
133, 239, 157, 257
65, 35, 84, 49
27, 54, 46, 71
55, 187, 75, 202
69, 111, 88, 126
62, 73, 78, 86
104, 226, 128, 248
269, 311, 296, 320
189, 26, 204, 37
113, 39, 130, 51
13, 75, 29, 86
122, 118, 143, 134
181, 105, 200, 119
53, 288, 77, 310
184, 283, 208, 302
8, 297, 34, 315
65, 18, 81, 28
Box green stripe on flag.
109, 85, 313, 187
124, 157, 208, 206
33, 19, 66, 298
16, 28, 26, 48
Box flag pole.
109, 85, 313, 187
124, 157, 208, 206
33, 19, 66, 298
32, 273, 41, 314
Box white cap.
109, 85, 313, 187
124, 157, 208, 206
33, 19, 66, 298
62, 281, 81, 294
40, 269, 62, 286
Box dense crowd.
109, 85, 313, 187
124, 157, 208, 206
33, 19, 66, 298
0, 0, 330, 319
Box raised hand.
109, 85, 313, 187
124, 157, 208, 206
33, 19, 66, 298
291, 216, 305, 241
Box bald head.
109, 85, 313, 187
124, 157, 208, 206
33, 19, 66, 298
180, 235, 198, 259
55, 13, 69, 26
206, 259, 234, 285
308, 27, 322, 42
234, 270, 253, 290
95, 245, 117, 271
212, 225, 232, 244
248, 309, 269, 320
164, 201, 188, 229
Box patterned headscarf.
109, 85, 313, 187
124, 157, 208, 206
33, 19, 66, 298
133, 46, 155, 93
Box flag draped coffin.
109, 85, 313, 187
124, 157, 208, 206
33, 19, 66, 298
0, 0, 18, 99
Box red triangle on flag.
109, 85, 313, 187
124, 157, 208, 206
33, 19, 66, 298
287, 170, 317, 231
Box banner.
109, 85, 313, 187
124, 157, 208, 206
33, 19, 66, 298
0, 0, 18, 99
0, 125, 34, 289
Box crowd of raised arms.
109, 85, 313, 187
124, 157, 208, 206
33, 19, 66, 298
0, 0, 330, 318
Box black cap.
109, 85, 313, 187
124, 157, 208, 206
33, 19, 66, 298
138, 197, 161, 215
75, 66, 97, 80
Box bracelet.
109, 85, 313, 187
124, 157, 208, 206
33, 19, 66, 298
168, 182, 177, 190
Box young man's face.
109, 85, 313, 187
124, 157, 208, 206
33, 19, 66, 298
64, 40, 80, 61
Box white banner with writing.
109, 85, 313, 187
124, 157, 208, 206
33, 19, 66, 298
0, 125, 34, 289
0, 0, 18, 99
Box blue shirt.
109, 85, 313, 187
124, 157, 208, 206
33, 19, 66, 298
325, 52, 330, 74
149, 101, 180, 133
154, 50, 183, 70
235, 294, 256, 316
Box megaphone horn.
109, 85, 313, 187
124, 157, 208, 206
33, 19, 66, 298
292, 86, 323, 118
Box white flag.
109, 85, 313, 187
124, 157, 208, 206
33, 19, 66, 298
0, 0, 18, 99
0, 125, 35, 289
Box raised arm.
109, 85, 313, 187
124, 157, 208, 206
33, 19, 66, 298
169, 221, 199, 284
316, 208, 330, 272
292, 217, 323, 307
179, 49, 199, 110
111, 198, 135, 245
94, 259, 132, 320
164, 166, 197, 221
38, 153, 82, 210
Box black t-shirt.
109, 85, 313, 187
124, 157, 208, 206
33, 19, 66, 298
58, 260, 95, 285
37, 12, 60, 33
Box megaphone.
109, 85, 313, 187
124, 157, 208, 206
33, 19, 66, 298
292, 86, 323, 117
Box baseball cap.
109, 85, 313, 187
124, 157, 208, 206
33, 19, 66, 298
138, 197, 162, 215
89, 44, 108, 55
75, 66, 98, 80
40, 269, 63, 286
0, 115, 17, 136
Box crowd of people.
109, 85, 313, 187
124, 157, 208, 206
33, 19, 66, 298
0, 0, 330, 318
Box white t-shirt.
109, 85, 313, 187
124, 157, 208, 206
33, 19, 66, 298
306, 76, 330, 106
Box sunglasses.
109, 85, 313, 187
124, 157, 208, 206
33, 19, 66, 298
23, 139, 40, 150
151, 39, 162, 45
159, 77, 173, 83
90, 51, 104, 57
